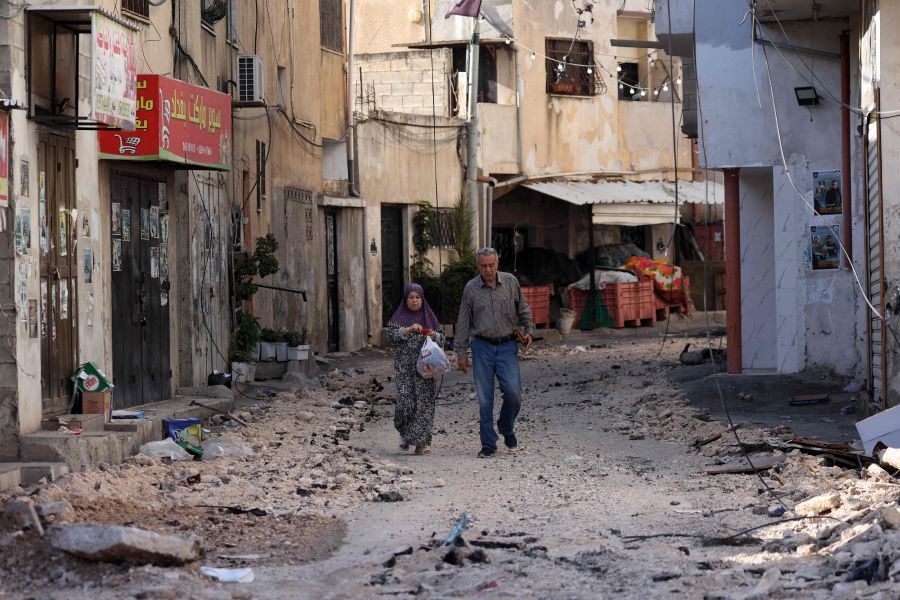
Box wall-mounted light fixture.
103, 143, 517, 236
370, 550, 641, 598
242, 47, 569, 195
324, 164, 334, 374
794, 86, 819, 106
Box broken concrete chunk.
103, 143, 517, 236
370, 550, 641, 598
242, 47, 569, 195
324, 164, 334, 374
794, 492, 842, 517
866, 463, 892, 482
295, 411, 315, 423
48, 524, 201, 566
878, 447, 900, 470
3, 498, 44, 536
882, 506, 900, 529
35, 500, 75, 524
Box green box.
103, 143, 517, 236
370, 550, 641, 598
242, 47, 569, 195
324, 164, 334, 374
72, 362, 114, 393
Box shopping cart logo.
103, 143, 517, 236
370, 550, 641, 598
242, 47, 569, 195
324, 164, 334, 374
114, 134, 141, 155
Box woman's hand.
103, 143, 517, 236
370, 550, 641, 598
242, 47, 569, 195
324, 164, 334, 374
404, 324, 423, 335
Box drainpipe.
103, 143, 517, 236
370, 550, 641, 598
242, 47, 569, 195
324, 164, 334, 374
840, 31, 852, 266
477, 175, 497, 246
724, 168, 742, 374
493, 173, 528, 190
512, 43, 524, 174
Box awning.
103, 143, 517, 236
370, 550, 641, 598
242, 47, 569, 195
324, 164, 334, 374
522, 179, 724, 226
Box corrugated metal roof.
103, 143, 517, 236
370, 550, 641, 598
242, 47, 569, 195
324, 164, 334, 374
523, 179, 724, 206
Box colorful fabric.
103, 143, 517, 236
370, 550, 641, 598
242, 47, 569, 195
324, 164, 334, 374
623, 256, 684, 292
388, 283, 441, 330
386, 325, 446, 447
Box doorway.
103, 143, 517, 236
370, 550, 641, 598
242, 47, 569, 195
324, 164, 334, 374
325, 209, 339, 352
380, 206, 404, 325
38, 132, 78, 415
110, 173, 171, 408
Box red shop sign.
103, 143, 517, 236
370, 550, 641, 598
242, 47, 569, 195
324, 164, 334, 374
98, 74, 231, 171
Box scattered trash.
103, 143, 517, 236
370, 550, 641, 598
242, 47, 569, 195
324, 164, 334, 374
111, 410, 145, 419
840, 404, 857, 415
856, 405, 900, 455
201, 436, 255, 460
768, 505, 786, 518
56, 426, 81, 436
139, 438, 194, 461
845, 557, 887, 584
163, 418, 203, 457
704, 454, 787, 475
443, 513, 471, 546
475, 580, 498, 592
200, 566, 255, 583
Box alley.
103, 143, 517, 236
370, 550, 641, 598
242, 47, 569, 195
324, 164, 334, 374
3, 324, 896, 599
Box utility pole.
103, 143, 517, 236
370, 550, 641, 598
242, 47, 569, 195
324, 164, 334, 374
466, 17, 480, 251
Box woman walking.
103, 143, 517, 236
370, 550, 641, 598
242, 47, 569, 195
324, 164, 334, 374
386, 284, 445, 455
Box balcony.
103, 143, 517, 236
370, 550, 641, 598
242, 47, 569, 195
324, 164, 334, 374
478, 103, 519, 175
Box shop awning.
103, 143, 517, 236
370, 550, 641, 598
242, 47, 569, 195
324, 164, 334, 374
522, 179, 724, 226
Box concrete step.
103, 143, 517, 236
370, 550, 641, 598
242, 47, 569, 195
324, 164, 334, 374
18, 431, 138, 473
17, 462, 69, 486
0, 463, 21, 493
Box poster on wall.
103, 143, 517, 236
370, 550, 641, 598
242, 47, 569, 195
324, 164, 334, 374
50, 282, 56, 340
39, 172, 48, 254
810, 225, 841, 270
112, 238, 122, 271
87, 291, 94, 328
122, 209, 131, 241
140, 208, 149, 240
60, 281, 68, 321
150, 246, 159, 279
84, 248, 93, 284
159, 246, 168, 283
0, 112, 8, 208
160, 212, 168, 242
90, 11, 137, 130
149, 206, 159, 238
19, 160, 28, 198
27, 300, 37, 338
14, 207, 30, 255
812, 170, 842, 215
58, 209, 68, 257
40, 281, 47, 338
81, 213, 90, 239
111, 202, 121, 235
17, 263, 26, 321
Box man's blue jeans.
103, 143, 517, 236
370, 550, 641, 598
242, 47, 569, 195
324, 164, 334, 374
471, 338, 522, 450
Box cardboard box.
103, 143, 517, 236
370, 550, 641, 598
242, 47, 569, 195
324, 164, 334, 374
81, 391, 112, 421
856, 404, 900, 455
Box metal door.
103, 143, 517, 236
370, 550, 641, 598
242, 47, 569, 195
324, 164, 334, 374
864, 101, 887, 409
380, 206, 404, 324
110, 173, 171, 408
325, 210, 339, 352
38, 133, 77, 414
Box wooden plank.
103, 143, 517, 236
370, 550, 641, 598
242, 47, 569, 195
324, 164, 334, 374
704, 454, 788, 475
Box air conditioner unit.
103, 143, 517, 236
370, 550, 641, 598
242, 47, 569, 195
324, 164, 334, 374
237, 54, 264, 104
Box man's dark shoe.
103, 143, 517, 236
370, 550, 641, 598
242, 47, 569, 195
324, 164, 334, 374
477, 447, 496, 458
503, 432, 518, 449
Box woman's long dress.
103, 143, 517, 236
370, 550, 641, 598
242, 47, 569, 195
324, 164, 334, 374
386, 324, 446, 447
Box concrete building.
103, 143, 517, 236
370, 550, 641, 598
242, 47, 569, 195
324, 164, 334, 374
0, 0, 361, 469
354, 0, 701, 331
655, 2, 868, 385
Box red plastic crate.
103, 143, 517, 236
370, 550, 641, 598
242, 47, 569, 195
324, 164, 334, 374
567, 281, 655, 328
522, 285, 551, 328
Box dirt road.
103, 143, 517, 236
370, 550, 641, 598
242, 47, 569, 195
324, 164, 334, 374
3, 326, 898, 599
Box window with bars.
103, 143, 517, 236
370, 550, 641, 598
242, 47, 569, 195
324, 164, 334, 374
545, 39, 601, 96
121, 0, 149, 18
432, 209, 456, 249
255, 140, 266, 212
319, 0, 343, 53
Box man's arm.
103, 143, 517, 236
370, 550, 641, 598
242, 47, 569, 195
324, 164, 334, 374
455, 284, 473, 373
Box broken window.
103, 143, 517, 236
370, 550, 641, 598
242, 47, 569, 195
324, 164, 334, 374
545, 39, 600, 96
320, 0, 343, 53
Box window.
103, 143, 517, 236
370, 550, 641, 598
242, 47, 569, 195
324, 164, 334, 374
278, 66, 288, 108
255, 140, 266, 212
121, 0, 149, 19
432, 209, 456, 248
320, 0, 343, 53
545, 39, 600, 96
617, 62, 642, 100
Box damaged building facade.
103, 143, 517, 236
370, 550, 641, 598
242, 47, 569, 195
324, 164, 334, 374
354, 0, 711, 333
0, 0, 363, 460
654, 1, 869, 386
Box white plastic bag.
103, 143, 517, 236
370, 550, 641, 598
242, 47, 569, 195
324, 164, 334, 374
416, 336, 450, 379
201, 436, 256, 460
139, 438, 194, 461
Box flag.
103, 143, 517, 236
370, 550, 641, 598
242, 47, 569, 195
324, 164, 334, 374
445, 0, 482, 18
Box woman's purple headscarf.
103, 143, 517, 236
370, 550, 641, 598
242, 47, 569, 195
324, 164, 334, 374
388, 283, 440, 329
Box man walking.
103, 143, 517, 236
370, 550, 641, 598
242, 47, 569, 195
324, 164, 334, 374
455, 248, 534, 458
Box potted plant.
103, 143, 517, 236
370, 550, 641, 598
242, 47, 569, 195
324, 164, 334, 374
231, 312, 260, 383
274, 329, 289, 362
260, 328, 279, 361
286, 328, 310, 361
